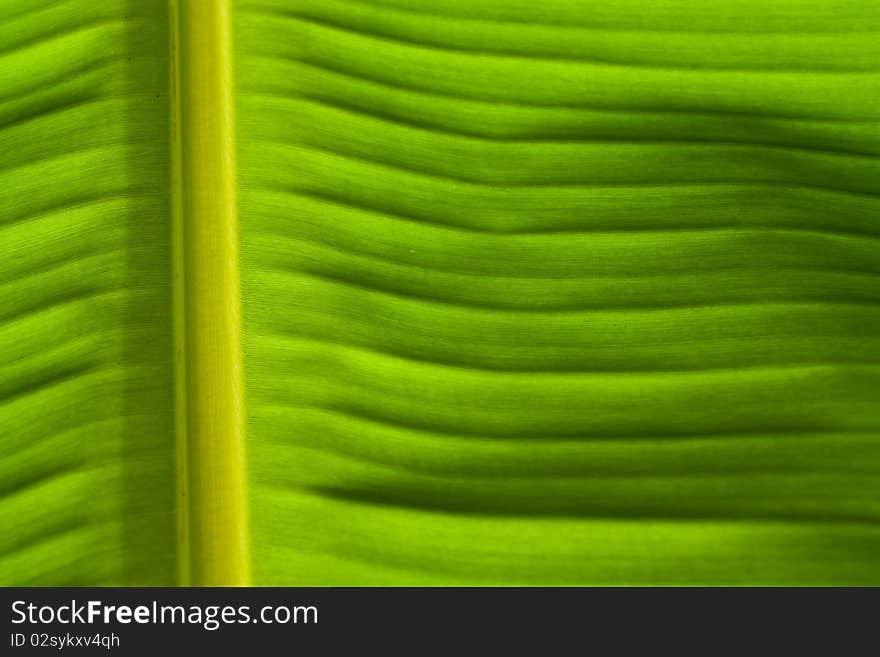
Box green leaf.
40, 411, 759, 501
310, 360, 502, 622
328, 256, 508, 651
2, 0, 880, 585
0, 0, 175, 584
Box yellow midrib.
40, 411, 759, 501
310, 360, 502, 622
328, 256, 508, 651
170, 0, 251, 586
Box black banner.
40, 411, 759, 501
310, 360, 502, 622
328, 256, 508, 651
0, 588, 875, 654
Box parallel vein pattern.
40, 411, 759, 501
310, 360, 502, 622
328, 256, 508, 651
238, 0, 880, 584
0, 0, 175, 585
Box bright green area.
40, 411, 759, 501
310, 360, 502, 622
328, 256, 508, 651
1, 0, 879, 585
236, 0, 880, 585
0, 0, 175, 584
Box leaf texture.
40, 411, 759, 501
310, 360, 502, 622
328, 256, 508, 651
237, 0, 880, 585
0, 0, 175, 584
1, 0, 879, 585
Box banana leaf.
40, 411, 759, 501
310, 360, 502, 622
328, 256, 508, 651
1, 0, 879, 586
